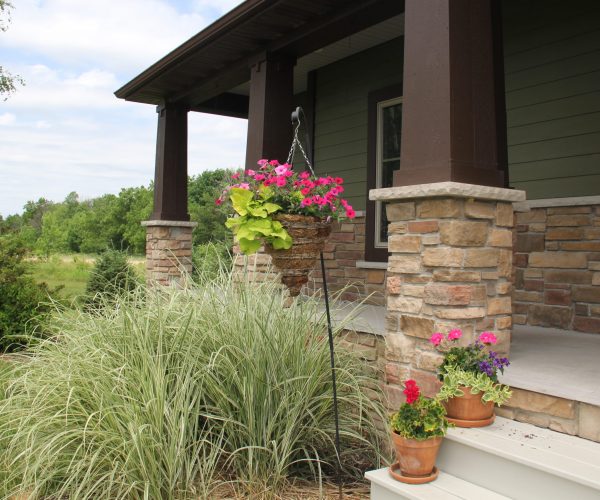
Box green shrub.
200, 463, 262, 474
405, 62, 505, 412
192, 241, 232, 281
0, 272, 385, 499
84, 249, 138, 308
0, 237, 54, 352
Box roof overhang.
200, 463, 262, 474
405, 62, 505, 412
115, 0, 405, 116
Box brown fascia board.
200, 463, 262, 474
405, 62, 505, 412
114, 0, 280, 102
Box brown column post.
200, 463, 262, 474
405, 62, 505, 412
152, 102, 190, 221
144, 102, 193, 286
395, 0, 507, 187
245, 54, 295, 168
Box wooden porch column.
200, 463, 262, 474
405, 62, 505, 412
395, 0, 507, 187
152, 102, 190, 221
144, 102, 195, 287
245, 54, 295, 168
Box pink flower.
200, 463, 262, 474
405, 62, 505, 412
301, 197, 313, 207
246, 169, 256, 176
345, 208, 356, 219
284, 170, 294, 177
238, 183, 250, 190
275, 176, 287, 187
231, 172, 240, 180
257, 159, 268, 167
274, 165, 289, 176
313, 196, 327, 206
299, 171, 311, 180
269, 159, 280, 166
301, 187, 312, 196
479, 332, 498, 345
215, 198, 222, 206
254, 174, 265, 181
448, 329, 462, 341
334, 177, 344, 184
430, 332, 444, 346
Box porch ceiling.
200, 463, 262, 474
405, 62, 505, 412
114, 0, 404, 112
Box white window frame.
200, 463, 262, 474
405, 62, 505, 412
375, 96, 403, 248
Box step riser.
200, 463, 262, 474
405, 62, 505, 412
370, 483, 410, 500
438, 439, 600, 500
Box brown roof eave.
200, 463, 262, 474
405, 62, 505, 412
114, 0, 280, 102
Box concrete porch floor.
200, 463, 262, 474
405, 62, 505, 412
499, 325, 600, 407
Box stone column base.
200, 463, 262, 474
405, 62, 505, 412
142, 220, 197, 287
370, 182, 526, 405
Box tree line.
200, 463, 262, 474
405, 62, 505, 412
0, 169, 232, 255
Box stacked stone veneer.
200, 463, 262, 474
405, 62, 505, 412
370, 185, 525, 407
306, 214, 387, 304
233, 213, 388, 305
143, 221, 196, 286
513, 203, 600, 333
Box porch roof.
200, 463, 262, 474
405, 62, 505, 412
114, 0, 404, 115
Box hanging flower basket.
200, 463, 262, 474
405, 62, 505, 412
220, 159, 354, 296
264, 213, 331, 296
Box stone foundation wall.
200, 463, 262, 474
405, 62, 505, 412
496, 388, 600, 442
305, 214, 387, 305
513, 203, 600, 333
143, 221, 196, 286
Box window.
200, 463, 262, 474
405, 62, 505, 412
366, 85, 403, 261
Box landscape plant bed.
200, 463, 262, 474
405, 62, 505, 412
0, 274, 385, 499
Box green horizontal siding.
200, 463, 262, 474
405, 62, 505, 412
504, 0, 600, 198
308, 1, 600, 205
313, 38, 404, 211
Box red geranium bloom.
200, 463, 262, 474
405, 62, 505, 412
403, 379, 420, 404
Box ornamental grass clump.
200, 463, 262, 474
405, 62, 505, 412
0, 272, 385, 499
219, 159, 355, 254
431, 330, 512, 406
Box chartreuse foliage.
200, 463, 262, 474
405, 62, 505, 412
390, 396, 448, 441
225, 187, 292, 254
437, 366, 512, 405
0, 272, 385, 499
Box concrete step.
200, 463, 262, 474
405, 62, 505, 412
367, 416, 600, 499
437, 416, 600, 500
366, 468, 510, 500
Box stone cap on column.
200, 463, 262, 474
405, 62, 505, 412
370, 182, 526, 203
141, 220, 198, 228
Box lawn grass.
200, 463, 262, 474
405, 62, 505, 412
29, 254, 145, 300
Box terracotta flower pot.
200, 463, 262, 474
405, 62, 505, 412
444, 386, 495, 427
390, 432, 443, 478
264, 213, 331, 296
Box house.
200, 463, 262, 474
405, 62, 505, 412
115, 0, 600, 467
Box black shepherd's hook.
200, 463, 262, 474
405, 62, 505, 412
290, 106, 343, 500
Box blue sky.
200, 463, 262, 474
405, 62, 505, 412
0, 0, 247, 217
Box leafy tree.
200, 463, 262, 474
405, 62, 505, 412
0, 0, 24, 101
114, 185, 153, 254
0, 236, 54, 351
188, 169, 232, 246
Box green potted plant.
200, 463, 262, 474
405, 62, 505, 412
430, 330, 512, 427
389, 379, 449, 484
219, 159, 355, 296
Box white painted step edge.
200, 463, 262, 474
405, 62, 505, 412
445, 417, 600, 491
366, 467, 511, 500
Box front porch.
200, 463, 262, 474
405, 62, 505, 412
115, 0, 600, 445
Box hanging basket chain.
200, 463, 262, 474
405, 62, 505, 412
287, 107, 316, 176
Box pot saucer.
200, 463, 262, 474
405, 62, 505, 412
446, 413, 495, 428
388, 463, 439, 484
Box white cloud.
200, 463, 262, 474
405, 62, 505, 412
0, 0, 248, 216
0, 113, 16, 125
